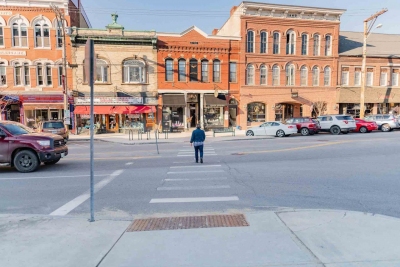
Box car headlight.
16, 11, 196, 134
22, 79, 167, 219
37, 140, 51, 147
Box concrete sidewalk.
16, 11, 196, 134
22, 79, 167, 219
2, 209, 400, 267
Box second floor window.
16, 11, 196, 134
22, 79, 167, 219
341, 68, 349, 85
58, 64, 63, 87
14, 62, 30, 86
45, 63, 52, 86
325, 35, 332, 56
272, 65, 280, 85
300, 66, 307, 86
178, 59, 186, 81
189, 59, 198, 82
273, 32, 280, 54
247, 30, 254, 53
246, 64, 254, 85
286, 64, 295, 86
260, 32, 267, 53
165, 59, 173, 81
380, 69, 388, 86
37, 63, 44, 86
367, 69, 374, 86
56, 21, 63, 48
201, 60, 208, 82
35, 23, 50, 48
0, 62, 6, 85
392, 69, 399, 86
301, 34, 308, 55
324, 67, 331, 86
229, 62, 237, 83
0, 23, 3, 46
213, 60, 221, 82
12, 23, 28, 47
312, 66, 319, 86
286, 31, 295, 55
260, 65, 267, 85
123, 60, 146, 83
313, 34, 320, 56
355, 68, 361, 86
96, 59, 109, 83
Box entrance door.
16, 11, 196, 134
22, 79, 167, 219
50, 111, 59, 120
189, 104, 198, 127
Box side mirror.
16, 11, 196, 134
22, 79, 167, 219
0, 132, 6, 138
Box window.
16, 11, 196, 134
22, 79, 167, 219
14, 63, 22, 86
14, 62, 30, 86
273, 32, 280, 54
313, 34, 320, 56
58, 64, 63, 87
213, 60, 220, 82
189, 59, 198, 82
380, 69, 388, 86
247, 30, 254, 53
246, 64, 255, 85
301, 34, 308, 55
12, 23, 28, 47
341, 67, 349, 85
300, 65, 307, 86
123, 60, 146, 83
286, 30, 295, 55
165, 59, 173, 82
34, 23, 50, 48
312, 66, 318, 86
178, 59, 186, 82
56, 21, 63, 48
95, 59, 109, 83
367, 68, 373, 86
355, 68, 361, 86
0, 23, 3, 46
24, 63, 30, 86
201, 60, 209, 82
272, 65, 280, 85
325, 35, 332, 56
229, 62, 237, 83
286, 64, 295, 86
45, 63, 52, 86
260, 65, 267, 85
37, 63, 44, 86
392, 69, 399, 86
260, 31, 267, 53
0, 63, 6, 85
247, 102, 266, 122
324, 67, 331, 86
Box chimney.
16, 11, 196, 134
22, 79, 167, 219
230, 6, 238, 16
212, 29, 219, 35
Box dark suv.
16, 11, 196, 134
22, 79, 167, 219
286, 117, 321, 136
0, 121, 68, 173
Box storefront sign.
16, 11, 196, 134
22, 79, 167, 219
75, 97, 143, 105
0, 50, 26, 56
187, 94, 198, 102
145, 97, 158, 105
0, 11, 12, 16
21, 95, 64, 103
25, 88, 43, 92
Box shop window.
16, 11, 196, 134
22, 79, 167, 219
260, 65, 267, 85
286, 30, 295, 55
96, 59, 109, 83
246, 64, 255, 85
300, 65, 307, 86
341, 67, 349, 85
123, 60, 146, 83
324, 67, 331, 86
367, 68, 373, 86
286, 64, 295, 86
201, 60, 208, 82
34, 22, 50, 48
204, 106, 224, 128
273, 32, 280, 54
380, 69, 388, 86
247, 102, 266, 122
229, 62, 237, 83
272, 64, 280, 85
392, 69, 399, 86
165, 58, 173, 82
12, 22, 28, 47
313, 34, 320, 56
0, 62, 6, 85
178, 59, 186, 81
312, 66, 319, 86
301, 34, 308, 55
355, 68, 361, 86
260, 31, 267, 53
0, 23, 3, 46
189, 59, 198, 82
325, 35, 332, 56
213, 60, 220, 82
246, 30, 254, 53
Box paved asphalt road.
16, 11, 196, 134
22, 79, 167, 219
1, 131, 400, 220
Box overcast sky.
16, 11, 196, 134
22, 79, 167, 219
81, 0, 399, 34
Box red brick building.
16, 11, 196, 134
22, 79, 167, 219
157, 27, 240, 131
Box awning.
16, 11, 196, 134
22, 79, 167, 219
74, 106, 114, 115
338, 87, 400, 103
204, 95, 227, 106
74, 106, 156, 115
163, 94, 186, 107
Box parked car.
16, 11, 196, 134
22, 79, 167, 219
286, 117, 320, 136
317, 115, 356, 135
354, 118, 378, 133
246, 122, 298, 137
312, 119, 322, 133
37, 120, 69, 142
0, 121, 68, 173
364, 114, 400, 132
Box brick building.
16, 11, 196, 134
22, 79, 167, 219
216, 2, 346, 129
0, 0, 90, 127
157, 27, 240, 131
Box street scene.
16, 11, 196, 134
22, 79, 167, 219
1, 0, 400, 266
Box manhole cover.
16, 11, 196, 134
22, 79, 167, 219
126, 214, 249, 232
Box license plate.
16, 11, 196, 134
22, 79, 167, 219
61, 153, 66, 158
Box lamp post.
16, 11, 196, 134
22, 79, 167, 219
360, 9, 387, 119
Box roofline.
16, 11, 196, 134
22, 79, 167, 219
158, 26, 241, 40
240, 1, 346, 14
340, 31, 400, 37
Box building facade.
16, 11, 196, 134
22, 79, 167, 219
0, 0, 90, 127
157, 26, 240, 131
70, 14, 158, 134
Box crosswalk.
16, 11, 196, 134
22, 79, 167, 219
149, 145, 239, 204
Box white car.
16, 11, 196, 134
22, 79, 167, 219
246, 122, 298, 137
317, 115, 356, 135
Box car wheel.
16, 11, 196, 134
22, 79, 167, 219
300, 128, 310, 136
330, 126, 341, 135
381, 124, 391, 132
13, 150, 40, 173
44, 158, 61, 165
359, 126, 368, 133
246, 130, 254, 136
276, 130, 285, 137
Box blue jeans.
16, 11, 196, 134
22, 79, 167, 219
194, 145, 204, 162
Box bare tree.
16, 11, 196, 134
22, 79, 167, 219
312, 101, 327, 117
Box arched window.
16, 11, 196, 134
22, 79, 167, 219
273, 32, 280, 54
213, 59, 221, 82
286, 30, 296, 55
300, 65, 308, 86
0, 22, 4, 46
34, 22, 50, 48
324, 67, 331, 86
96, 59, 109, 83
246, 64, 255, 85
286, 64, 295, 86
301, 34, 308, 55
14, 62, 29, 86
55, 20, 63, 48
272, 65, 280, 85
247, 30, 254, 53
37, 63, 44, 86
45, 63, 52, 86
312, 66, 319, 86
201, 60, 209, 82
189, 59, 198, 82
123, 60, 146, 83
23, 63, 30, 86
0, 62, 6, 85
247, 102, 266, 122
12, 22, 28, 47
57, 64, 63, 87
313, 34, 320, 56
178, 59, 186, 81
260, 31, 267, 53
325, 35, 332, 56
165, 59, 173, 82
260, 65, 267, 85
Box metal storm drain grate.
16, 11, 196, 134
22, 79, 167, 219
126, 214, 249, 232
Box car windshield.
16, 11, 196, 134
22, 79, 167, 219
336, 116, 354, 121
0, 123, 35, 136
43, 122, 64, 129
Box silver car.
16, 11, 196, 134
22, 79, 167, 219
364, 114, 400, 132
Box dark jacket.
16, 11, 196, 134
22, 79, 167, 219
190, 128, 206, 144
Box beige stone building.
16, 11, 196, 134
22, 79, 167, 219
70, 14, 158, 134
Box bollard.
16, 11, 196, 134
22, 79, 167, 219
138, 130, 143, 140
129, 130, 134, 141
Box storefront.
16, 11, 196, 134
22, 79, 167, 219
203, 94, 227, 130
247, 102, 266, 124
1, 95, 21, 122
162, 94, 186, 132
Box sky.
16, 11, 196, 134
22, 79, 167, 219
81, 0, 399, 34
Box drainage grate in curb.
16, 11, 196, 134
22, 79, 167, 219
126, 214, 249, 232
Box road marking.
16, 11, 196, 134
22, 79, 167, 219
167, 170, 224, 174
64, 156, 161, 161
157, 185, 230, 191
49, 170, 124, 216
177, 154, 217, 157
170, 165, 221, 169
125, 162, 134, 166
179, 149, 215, 152
164, 177, 228, 182
150, 196, 239, 203
0, 174, 110, 181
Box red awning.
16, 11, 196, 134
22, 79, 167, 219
74, 106, 156, 115
74, 106, 114, 115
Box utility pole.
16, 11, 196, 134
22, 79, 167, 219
360, 9, 388, 119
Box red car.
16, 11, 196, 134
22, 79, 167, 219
286, 117, 320, 136
354, 118, 378, 133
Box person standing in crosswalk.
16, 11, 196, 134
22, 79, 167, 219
190, 124, 206, 163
